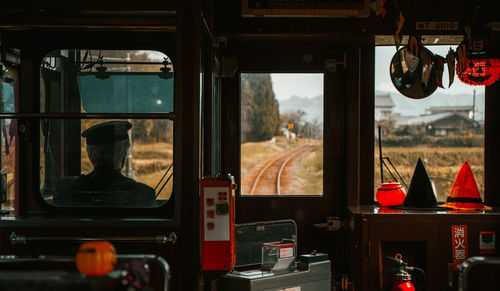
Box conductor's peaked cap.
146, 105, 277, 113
82, 121, 132, 145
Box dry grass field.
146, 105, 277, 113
241, 140, 484, 201
375, 147, 484, 202
133, 142, 173, 200
34, 137, 483, 204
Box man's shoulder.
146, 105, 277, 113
57, 175, 87, 189
121, 177, 155, 194
54, 175, 88, 203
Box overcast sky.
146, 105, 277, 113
270, 46, 484, 100
271, 73, 324, 100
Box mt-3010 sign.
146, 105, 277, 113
416, 22, 458, 30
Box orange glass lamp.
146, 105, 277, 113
376, 181, 406, 206
76, 241, 117, 277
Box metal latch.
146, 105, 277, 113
313, 217, 354, 231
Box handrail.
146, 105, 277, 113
9, 232, 177, 245
0, 113, 175, 119
0, 254, 170, 291
458, 256, 500, 291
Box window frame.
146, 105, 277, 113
219, 46, 345, 202
36, 49, 177, 215
0, 61, 20, 214
9, 37, 180, 217
367, 43, 495, 206
238, 72, 325, 197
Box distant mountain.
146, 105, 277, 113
375, 90, 485, 120
278, 90, 484, 124
278, 94, 323, 123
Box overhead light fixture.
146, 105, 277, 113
95, 66, 110, 80
95, 55, 110, 80
159, 58, 173, 79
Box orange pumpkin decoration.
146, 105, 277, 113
76, 241, 117, 277
456, 56, 500, 86
376, 181, 406, 206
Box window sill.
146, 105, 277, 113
348, 205, 500, 216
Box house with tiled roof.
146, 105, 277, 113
394, 112, 479, 136
375, 94, 395, 121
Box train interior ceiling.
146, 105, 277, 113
0, 0, 499, 290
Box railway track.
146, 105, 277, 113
247, 145, 313, 195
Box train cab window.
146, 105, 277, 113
240, 73, 323, 196
39, 50, 174, 208
374, 46, 485, 202
0, 63, 17, 213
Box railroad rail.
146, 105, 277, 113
248, 145, 313, 195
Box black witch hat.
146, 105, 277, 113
393, 158, 450, 211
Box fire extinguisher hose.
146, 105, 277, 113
407, 266, 426, 291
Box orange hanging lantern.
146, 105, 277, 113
376, 181, 406, 206
456, 56, 500, 86
76, 241, 117, 277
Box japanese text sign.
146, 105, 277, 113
203, 188, 230, 241
451, 225, 468, 270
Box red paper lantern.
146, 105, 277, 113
376, 181, 406, 206
76, 241, 117, 277
456, 56, 500, 86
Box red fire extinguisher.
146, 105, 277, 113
384, 254, 426, 291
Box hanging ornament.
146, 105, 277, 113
456, 43, 468, 77
407, 35, 419, 60
434, 55, 445, 88
393, 12, 405, 50
389, 46, 438, 99
455, 38, 500, 86
420, 46, 433, 86
454, 19, 500, 86
370, 0, 387, 19
446, 48, 456, 87
456, 56, 500, 86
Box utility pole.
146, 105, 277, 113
472, 89, 476, 121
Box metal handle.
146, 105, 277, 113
0, 254, 170, 291
10, 232, 177, 245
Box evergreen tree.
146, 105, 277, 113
241, 74, 280, 142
